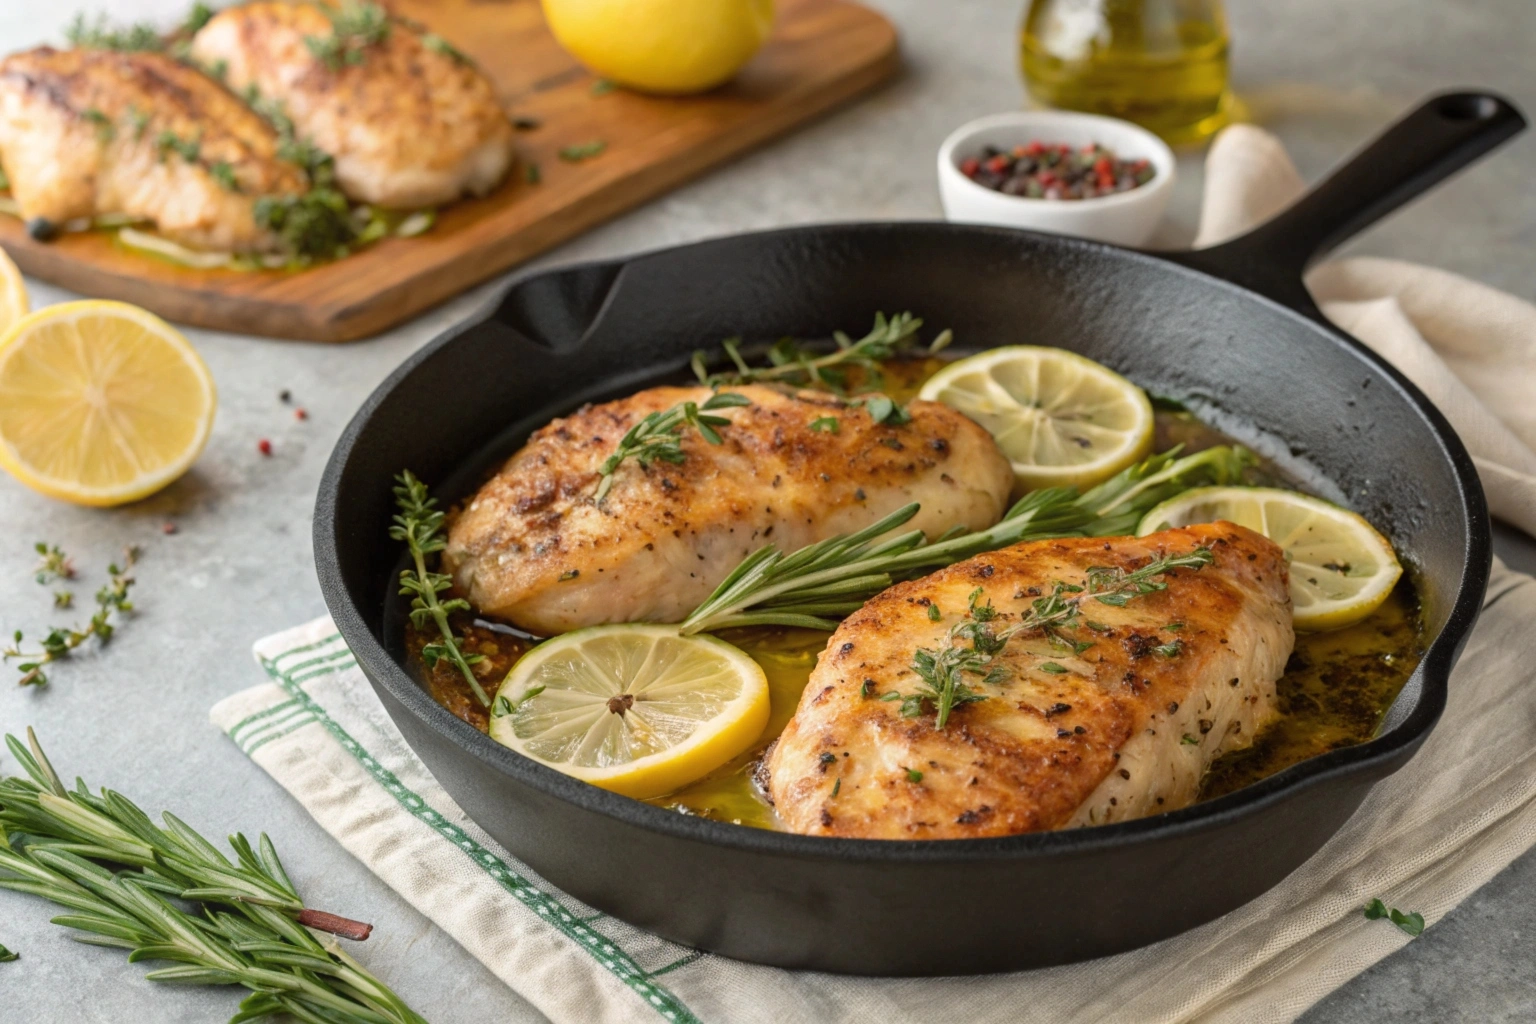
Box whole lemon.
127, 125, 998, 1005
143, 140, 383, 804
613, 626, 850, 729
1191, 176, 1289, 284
541, 0, 775, 95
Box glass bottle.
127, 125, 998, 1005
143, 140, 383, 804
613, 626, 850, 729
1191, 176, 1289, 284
1021, 0, 1233, 145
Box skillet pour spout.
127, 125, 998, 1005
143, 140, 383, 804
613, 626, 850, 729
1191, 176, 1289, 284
316, 92, 1518, 974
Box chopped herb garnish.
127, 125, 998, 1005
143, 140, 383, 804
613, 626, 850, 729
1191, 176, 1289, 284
125, 105, 150, 140
831, 777, 841, 797
254, 189, 356, 261
209, 160, 238, 191
590, 78, 616, 96
558, 140, 607, 162
1364, 898, 1425, 937
857, 393, 911, 426
879, 690, 901, 702
859, 679, 873, 698
1086, 620, 1112, 633
183, 2, 215, 34
692, 313, 947, 396
927, 603, 942, 622
524, 161, 541, 184
558, 570, 579, 581
1039, 662, 1068, 674
64, 12, 163, 52
304, 1, 392, 71
592, 392, 750, 502
80, 108, 114, 142
1181, 734, 1199, 745
1164, 621, 1185, 631
905, 768, 923, 783
155, 129, 200, 163
1152, 640, 1184, 658
422, 32, 470, 64
809, 415, 839, 434
492, 684, 544, 717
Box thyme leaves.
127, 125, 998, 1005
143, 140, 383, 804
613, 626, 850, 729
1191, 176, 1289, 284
1364, 898, 1425, 937
304, 1, 392, 71
5, 546, 139, 688
592, 392, 751, 503
391, 471, 490, 707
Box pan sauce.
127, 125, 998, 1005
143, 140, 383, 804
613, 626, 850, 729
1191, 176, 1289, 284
409, 356, 1425, 831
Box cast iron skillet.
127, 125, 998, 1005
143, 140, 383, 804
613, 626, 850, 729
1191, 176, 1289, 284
316, 92, 1522, 975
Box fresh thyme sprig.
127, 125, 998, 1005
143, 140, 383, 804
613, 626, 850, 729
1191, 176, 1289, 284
391, 471, 490, 708
0, 729, 424, 1023
680, 444, 1251, 634
33, 542, 75, 585
905, 550, 1214, 728
304, 1, 392, 70
5, 547, 139, 687
592, 392, 751, 503
690, 312, 950, 396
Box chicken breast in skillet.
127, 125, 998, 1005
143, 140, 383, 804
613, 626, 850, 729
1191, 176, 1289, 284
190, 2, 514, 208
443, 384, 1015, 636
765, 523, 1293, 838
0, 47, 306, 252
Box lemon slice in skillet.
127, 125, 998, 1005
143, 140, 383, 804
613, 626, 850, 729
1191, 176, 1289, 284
1136, 486, 1403, 631
918, 346, 1154, 491
489, 624, 770, 799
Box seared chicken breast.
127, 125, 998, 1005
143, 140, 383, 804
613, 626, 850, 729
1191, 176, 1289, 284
191, 2, 514, 208
0, 47, 305, 252
766, 523, 1293, 838
444, 384, 1015, 636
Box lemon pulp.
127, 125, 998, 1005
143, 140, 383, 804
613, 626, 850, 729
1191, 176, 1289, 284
489, 624, 769, 799
1137, 486, 1403, 631
918, 345, 1154, 493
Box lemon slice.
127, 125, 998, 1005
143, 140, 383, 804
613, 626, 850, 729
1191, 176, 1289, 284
0, 300, 216, 506
489, 624, 770, 799
1137, 486, 1403, 631
918, 346, 1154, 491
0, 248, 28, 334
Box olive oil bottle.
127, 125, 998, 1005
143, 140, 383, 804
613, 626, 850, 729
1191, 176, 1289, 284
1021, 0, 1233, 144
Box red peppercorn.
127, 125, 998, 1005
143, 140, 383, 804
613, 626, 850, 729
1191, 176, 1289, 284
162, 521, 178, 535
258, 439, 273, 456
295, 407, 309, 421
959, 157, 980, 177
985, 155, 1010, 173
1093, 156, 1113, 175
1025, 141, 1044, 156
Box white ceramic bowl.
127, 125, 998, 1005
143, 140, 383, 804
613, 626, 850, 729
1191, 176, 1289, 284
937, 110, 1176, 247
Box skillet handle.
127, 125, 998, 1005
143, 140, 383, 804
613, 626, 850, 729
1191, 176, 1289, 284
1172, 91, 1526, 315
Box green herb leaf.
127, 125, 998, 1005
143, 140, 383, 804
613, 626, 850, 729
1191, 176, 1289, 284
64, 13, 163, 52
6, 547, 138, 687
590, 78, 616, 96
1152, 640, 1183, 657
927, 603, 942, 622
209, 160, 238, 192
32, 543, 74, 585
592, 392, 750, 502
1181, 734, 1199, 745
1364, 899, 1424, 936
524, 161, 541, 184
905, 768, 923, 783
1164, 621, 1185, 631
304, 1, 391, 71
558, 140, 607, 162
422, 32, 471, 65
0, 943, 15, 962
809, 416, 839, 434
1039, 662, 1068, 674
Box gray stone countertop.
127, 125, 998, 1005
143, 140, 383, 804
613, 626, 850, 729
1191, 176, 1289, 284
1, 0, 1533, 1021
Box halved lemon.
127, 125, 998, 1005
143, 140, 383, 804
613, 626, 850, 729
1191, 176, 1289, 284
0, 300, 216, 506
489, 624, 770, 799
0, 248, 27, 334
918, 346, 1154, 491
1137, 486, 1403, 631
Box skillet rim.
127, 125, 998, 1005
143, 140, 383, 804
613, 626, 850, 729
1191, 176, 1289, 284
315, 220, 1492, 864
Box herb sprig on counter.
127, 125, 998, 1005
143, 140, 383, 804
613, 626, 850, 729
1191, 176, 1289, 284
5, 546, 139, 688
392, 471, 491, 707
304, 0, 392, 70
691, 312, 951, 396
906, 550, 1213, 728
33, 542, 75, 585
0, 729, 424, 1023
592, 391, 751, 503
1364, 898, 1425, 937
680, 444, 1251, 634
0, 942, 15, 962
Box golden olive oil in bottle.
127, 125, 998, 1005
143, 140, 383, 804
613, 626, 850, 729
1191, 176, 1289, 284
1021, 0, 1233, 144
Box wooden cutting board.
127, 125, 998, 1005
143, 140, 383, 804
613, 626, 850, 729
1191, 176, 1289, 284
0, 0, 897, 341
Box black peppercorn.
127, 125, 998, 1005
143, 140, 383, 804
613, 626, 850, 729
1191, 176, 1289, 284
26, 217, 59, 242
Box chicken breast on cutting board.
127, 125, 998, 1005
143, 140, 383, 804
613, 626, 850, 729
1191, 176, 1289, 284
190, 2, 514, 208
766, 523, 1294, 838
0, 47, 306, 252
443, 384, 1015, 636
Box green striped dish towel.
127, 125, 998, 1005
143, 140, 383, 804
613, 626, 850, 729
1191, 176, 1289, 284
214, 561, 1536, 1024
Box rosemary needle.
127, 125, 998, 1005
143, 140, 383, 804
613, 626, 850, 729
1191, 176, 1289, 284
0, 729, 424, 1023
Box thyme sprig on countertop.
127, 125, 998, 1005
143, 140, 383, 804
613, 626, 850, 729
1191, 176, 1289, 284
592, 391, 751, 503
0, 729, 424, 1023
680, 444, 1251, 634
33, 542, 76, 585
392, 471, 490, 708
690, 312, 951, 396
5, 546, 139, 687
905, 549, 1214, 728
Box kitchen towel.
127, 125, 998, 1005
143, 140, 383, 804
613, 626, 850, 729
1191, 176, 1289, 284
211, 128, 1536, 1024
1197, 124, 1536, 537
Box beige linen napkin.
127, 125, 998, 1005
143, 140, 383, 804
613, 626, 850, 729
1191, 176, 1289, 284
210, 130, 1536, 1024
1197, 124, 1536, 536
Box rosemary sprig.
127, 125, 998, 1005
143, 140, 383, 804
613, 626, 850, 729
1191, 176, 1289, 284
392, 471, 490, 707
304, 1, 392, 70
33, 542, 75, 585
680, 444, 1251, 634
0, 729, 423, 1023
906, 550, 1213, 728
592, 392, 751, 503
0, 942, 15, 962
691, 312, 950, 396
5, 547, 139, 687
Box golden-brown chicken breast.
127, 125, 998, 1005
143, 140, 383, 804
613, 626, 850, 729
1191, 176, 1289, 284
0, 46, 305, 252
444, 384, 1015, 636
765, 523, 1294, 838
190, 2, 514, 208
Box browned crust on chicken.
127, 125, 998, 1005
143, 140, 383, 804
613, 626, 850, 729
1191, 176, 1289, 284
0, 46, 304, 251
766, 524, 1293, 839
191, 2, 514, 208
443, 384, 1015, 636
